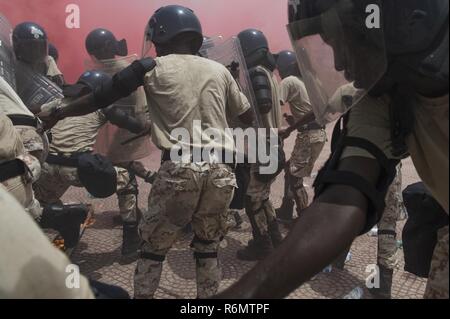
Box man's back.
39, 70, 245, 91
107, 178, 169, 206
49, 110, 106, 154
143, 54, 244, 152
280, 76, 311, 120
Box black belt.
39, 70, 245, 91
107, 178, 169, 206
46, 153, 80, 167
7, 114, 39, 128
298, 121, 325, 132
0, 159, 26, 183
162, 149, 236, 168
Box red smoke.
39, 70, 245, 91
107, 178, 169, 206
0, 0, 291, 83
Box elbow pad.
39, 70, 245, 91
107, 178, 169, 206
93, 57, 156, 109
314, 116, 399, 234
250, 68, 273, 114
105, 108, 145, 134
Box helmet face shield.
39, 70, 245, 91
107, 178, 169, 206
16, 39, 48, 64
141, 23, 156, 58
287, 0, 387, 124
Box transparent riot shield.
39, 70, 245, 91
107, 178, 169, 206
201, 36, 261, 128
15, 61, 64, 108
0, 13, 16, 90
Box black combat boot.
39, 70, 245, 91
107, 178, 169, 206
232, 210, 243, 230
121, 222, 141, 256
276, 198, 295, 225
368, 264, 394, 299
268, 221, 283, 247
40, 204, 88, 248
237, 235, 274, 261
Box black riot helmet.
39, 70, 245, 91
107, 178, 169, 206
286, 0, 449, 125
143, 5, 203, 57
12, 22, 48, 64
237, 29, 276, 71
63, 70, 111, 98
85, 28, 128, 60
276, 50, 301, 79
48, 43, 59, 63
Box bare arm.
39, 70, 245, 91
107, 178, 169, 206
216, 156, 381, 299
279, 111, 316, 140
238, 108, 255, 126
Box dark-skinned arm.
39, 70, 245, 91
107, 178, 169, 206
238, 108, 255, 126
279, 111, 316, 140
215, 156, 381, 299
32, 57, 157, 126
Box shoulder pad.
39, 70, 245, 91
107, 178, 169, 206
249, 68, 273, 114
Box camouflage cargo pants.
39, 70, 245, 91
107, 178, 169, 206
34, 162, 137, 223
245, 164, 277, 237
1, 154, 43, 220
134, 161, 236, 299
377, 165, 405, 269
425, 226, 449, 299
286, 130, 326, 215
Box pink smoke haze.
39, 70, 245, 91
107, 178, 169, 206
0, 0, 291, 82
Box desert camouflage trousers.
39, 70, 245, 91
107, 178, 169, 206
1, 154, 43, 220
15, 126, 48, 165
377, 165, 406, 270
245, 164, 277, 238
285, 130, 326, 215
134, 161, 236, 299
33, 162, 138, 223
424, 226, 449, 299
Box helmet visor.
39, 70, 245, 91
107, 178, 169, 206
287, 0, 387, 124
142, 21, 157, 58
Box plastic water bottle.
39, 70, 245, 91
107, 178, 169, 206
345, 252, 352, 263
323, 265, 333, 273
343, 287, 364, 299
368, 226, 378, 237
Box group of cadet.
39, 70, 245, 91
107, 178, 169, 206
0, 0, 448, 300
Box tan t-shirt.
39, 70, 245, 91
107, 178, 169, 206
280, 76, 312, 120
256, 66, 282, 130
0, 77, 34, 117
143, 54, 248, 153
50, 110, 106, 154
342, 93, 449, 213
0, 185, 94, 299
227, 91, 252, 129
46, 56, 63, 77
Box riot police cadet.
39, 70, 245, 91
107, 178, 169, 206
216, 0, 449, 299
235, 29, 284, 261
47, 42, 65, 87
48, 43, 59, 64
34, 70, 148, 256
0, 13, 87, 249
84, 27, 154, 255
275, 50, 327, 224
133, 5, 257, 299
12, 22, 64, 87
